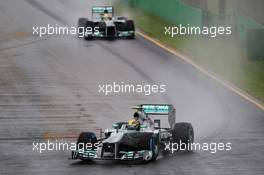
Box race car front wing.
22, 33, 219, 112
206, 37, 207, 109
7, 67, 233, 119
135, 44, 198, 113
71, 149, 153, 161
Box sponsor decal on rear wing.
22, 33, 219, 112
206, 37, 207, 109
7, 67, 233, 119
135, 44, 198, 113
92, 6, 114, 14
133, 104, 175, 128
140, 104, 173, 115
92, 6, 114, 21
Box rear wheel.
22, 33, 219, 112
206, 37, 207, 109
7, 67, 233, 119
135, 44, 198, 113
172, 122, 194, 150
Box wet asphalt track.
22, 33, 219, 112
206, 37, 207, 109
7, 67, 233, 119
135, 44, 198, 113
0, 0, 264, 174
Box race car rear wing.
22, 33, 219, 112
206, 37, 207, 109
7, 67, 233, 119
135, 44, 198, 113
132, 104, 175, 129
92, 6, 114, 20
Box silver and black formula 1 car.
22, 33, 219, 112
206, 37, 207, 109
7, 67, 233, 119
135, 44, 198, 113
71, 104, 194, 162
77, 6, 135, 40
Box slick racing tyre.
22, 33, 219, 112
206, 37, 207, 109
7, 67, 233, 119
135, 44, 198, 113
84, 21, 94, 40
125, 20, 135, 39
172, 122, 194, 147
137, 133, 159, 161
77, 132, 97, 150
151, 134, 159, 161
77, 18, 87, 38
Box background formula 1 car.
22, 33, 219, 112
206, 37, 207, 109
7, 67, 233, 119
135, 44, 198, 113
77, 6, 135, 40
71, 104, 194, 162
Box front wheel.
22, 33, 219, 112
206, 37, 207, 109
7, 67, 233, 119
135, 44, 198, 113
76, 132, 97, 150
84, 21, 94, 40
151, 134, 159, 161
125, 20, 135, 39
126, 34, 135, 39
77, 18, 88, 38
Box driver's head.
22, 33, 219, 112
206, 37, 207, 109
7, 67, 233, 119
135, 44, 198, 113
133, 112, 139, 119
104, 9, 108, 14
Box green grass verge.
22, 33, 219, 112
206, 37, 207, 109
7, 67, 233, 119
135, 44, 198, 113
114, 1, 264, 102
